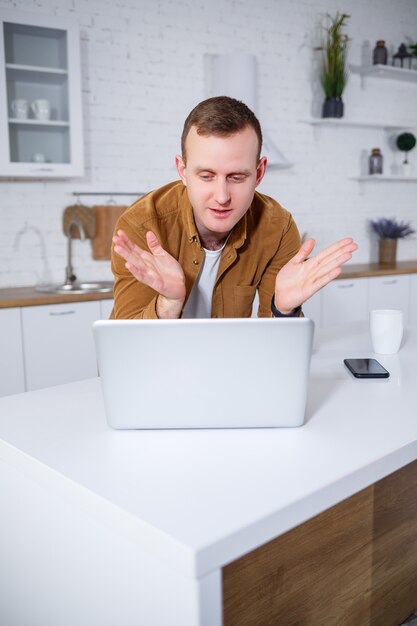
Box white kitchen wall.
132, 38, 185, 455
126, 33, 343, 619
0, 0, 416, 287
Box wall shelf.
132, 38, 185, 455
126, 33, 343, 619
353, 174, 417, 194
9, 118, 69, 127
6, 63, 68, 75
301, 118, 414, 130
350, 64, 417, 86
353, 175, 417, 182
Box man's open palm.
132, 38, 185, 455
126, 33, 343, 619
274, 237, 358, 314
113, 230, 186, 301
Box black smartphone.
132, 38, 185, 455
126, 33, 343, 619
344, 358, 390, 379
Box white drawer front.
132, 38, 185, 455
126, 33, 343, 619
368, 275, 410, 325
322, 278, 368, 327
0, 308, 25, 397
22, 301, 101, 391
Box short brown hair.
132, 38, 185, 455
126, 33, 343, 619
181, 96, 263, 162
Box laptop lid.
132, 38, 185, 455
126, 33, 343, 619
93, 318, 314, 429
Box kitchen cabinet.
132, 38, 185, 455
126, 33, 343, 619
316, 273, 415, 329
410, 275, 417, 324
100, 299, 114, 320
321, 277, 368, 328
21, 301, 100, 391
301, 290, 321, 326
0, 308, 25, 397
368, 275, 410, 324
0, 10, 83, 178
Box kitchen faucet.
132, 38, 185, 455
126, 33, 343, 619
65, 219, 86, 285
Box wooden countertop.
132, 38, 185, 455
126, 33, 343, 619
0, 286, 114, 309
339, 260, 417, 279
1, 260, 417, 308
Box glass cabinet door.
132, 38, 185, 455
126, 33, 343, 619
0, 10, 84, 178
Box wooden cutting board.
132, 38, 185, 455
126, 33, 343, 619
91, 205, 127, 260
63, 205, 96, 239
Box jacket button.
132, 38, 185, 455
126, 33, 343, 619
193, 259, 199, 265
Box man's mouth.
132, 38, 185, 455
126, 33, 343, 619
209, 208, 232, 218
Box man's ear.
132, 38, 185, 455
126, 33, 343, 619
175, 155, 187, 186
255, 156, 267, 186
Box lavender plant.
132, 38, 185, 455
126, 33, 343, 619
370, 218, 415, 239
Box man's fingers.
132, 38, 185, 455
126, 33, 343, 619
113, 229, 132, 247
313, 250, 354, 281
146, 231, 165, 256
292, 238, 316, 263
113, 230, 138, 257
126, 260, 156, 284
315, 238, 356, 265
307, 266, 343, 297
310, 240, 357, 276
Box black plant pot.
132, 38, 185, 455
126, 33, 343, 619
322, 96, 344, 118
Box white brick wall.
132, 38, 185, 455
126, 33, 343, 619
1, 0, 416, 287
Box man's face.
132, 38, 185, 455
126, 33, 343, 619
176, 126, 267, 240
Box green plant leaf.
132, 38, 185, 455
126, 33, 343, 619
317, 12, 350, 98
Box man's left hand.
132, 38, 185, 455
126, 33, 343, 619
274, 237, 358, 315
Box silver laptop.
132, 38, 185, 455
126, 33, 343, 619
93, 318, 314, 429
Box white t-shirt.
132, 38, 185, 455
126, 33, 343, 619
183, 245, 225, 318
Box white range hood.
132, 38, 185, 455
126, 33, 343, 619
207, 53, 292, 169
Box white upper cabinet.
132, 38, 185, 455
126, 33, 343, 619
0, 10, 84, 178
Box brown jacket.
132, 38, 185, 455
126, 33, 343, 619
111, 180, 301, 319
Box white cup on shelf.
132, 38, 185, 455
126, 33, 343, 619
32, 153, 46, 163
11, 99, 29, 119
370, 309, 404, 355
31, 99, 51, 121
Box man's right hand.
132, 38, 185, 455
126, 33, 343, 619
113, 229, 186, 318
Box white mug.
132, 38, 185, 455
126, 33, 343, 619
32, 153, 46, 163
31, 99, 51, 121
11, 99, 29, 119
370, 309, 404, 355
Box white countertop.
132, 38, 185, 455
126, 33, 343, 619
1, 321, 417, 580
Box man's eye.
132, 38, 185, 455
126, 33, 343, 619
230, 176, 245, 183
200, 174, 213, 181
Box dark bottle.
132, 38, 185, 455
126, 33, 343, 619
369, 148, 383, 175
373, 40, 388, 65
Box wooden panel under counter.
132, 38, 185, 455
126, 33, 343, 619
223, 460, 417, 626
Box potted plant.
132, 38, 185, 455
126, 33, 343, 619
408, 42, 417, 65
396, 132, 416, 176
370, 217, 415, 266
316, 12, 350, 118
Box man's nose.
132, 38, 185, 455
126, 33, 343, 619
214, 178, 231, 205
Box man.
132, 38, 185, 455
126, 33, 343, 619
111, 96, 357, 319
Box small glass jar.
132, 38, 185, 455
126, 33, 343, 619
373, 40, 388, 65
369, 148, 383, 175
